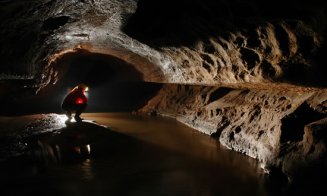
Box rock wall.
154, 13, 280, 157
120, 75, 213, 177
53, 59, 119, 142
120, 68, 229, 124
140, 84, 327, 178
0, 0, 176, 89
130, 0, 327, 178
1, 0, 327, 88
125, 0, 327, 87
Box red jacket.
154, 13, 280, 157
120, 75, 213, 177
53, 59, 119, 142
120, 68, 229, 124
63, 88, 88, 106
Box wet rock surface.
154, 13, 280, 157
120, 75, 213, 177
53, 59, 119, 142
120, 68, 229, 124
141, 84, 327, 179
1, 0, 327, 182
0, 114, 67, 161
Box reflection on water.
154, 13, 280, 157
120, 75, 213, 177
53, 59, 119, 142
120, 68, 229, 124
29, 139, 91, 165
80, 159, 94, 181
0, 113, 292, 196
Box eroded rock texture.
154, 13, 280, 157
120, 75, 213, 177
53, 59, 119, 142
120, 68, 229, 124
125, 0, 327, 87
141, 84, 327, 178
1, 0, 327, 88
1, 0, 327, 180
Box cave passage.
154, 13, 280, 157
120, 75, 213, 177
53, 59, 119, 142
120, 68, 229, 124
53, 52, 162, 113
1, 52, 162, 115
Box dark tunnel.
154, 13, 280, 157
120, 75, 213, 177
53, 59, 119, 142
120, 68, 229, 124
1, 52, 162, 115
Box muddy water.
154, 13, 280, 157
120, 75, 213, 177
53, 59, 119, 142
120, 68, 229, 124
0, 113, 286, 196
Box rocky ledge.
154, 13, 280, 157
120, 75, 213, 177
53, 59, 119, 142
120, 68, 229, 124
140, 84, 327, 180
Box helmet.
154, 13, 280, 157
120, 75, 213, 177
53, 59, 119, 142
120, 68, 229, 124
77, 83, 88, 92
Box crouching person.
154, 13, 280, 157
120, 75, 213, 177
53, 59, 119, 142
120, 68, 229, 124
62, 84, 88, 122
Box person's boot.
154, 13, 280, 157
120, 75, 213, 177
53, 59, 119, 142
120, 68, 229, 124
74, 115, 83, 122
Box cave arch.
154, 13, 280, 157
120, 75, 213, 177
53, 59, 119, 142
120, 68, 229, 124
48, 51, 163, 113
2, 50, 163, 115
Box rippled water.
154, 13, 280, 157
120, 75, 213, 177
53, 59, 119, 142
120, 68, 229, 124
0, 113, 290, 196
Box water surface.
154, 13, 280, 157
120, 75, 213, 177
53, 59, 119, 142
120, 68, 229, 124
0, 113, 285, 196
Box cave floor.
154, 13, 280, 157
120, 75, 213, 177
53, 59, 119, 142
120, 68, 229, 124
0, 113, 310, 196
